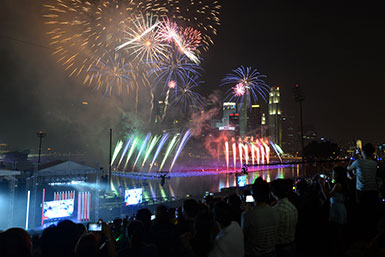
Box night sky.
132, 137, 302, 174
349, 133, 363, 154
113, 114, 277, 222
1, 0, 385, 161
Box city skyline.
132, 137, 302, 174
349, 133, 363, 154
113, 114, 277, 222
1, 0, 385, 159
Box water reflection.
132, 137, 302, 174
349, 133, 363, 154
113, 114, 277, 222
112, 165, 295, 200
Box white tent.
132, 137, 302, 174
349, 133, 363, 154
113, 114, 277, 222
37, 161, 97, 176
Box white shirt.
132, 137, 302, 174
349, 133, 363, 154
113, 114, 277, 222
209, 221, 244, 257
351, 159, 378, 191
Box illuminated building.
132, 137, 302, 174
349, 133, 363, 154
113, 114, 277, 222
238, 102, 247, 136
261, 113, 266, 125
281, 115, 297, 154
222, 102, 237, 126
261, 113, 267, 137
247, 104, 262, 135
268, 86, 282, 145
229, 112, 240, 131
155, 100, 165, 124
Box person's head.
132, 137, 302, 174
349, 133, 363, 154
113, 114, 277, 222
332, 166, 347, 184
362, 143, 375, 159
155, 205, 170, 223
0, 228, 32, 257
56, 219, 79, 257
227, 194, 242, 208
183, 199, 199, 220
41, 225, 57, 257
136, 208, 152, 226
213, 201, 232, 228
191, 211, 217, 257
270, 179, 288, 200
284, 179, 295, 193
203, 194, 214, 205
113, 218, 122, 229
75, 233, 98, 257
127, 220, 145, 247
75, 223, 86, 238
252, 178, 270, 203
168, 208, 177, 220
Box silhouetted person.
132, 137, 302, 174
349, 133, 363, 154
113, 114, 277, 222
177, 199, 199, 235
0, 228, 32, 257
150, 205, 178, 257
191, 211, 218, 257
226, 194, 243, 225
136, 208, 153, 242
319, 166, 348, 256
348, 143, 379, 236
242, 179, 279, 257
271, 179, 298, 257
75, 233, 99, 257
209, 201, 244, 257
118, 220, 157, 257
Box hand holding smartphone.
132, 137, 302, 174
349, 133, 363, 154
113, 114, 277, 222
246, 195, 254, 203
88, 222, 102, 231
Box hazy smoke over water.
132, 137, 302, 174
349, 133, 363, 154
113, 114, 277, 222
189, 91, 221, 137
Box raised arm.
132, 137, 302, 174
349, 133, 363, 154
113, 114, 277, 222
320, 182, 341, 199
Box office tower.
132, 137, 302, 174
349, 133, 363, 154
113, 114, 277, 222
268, 86, 282, 145
247, 104, 262, 134
154, 100, 165, 124
222, 102, 237, 126
281, 115, 297, 154
238, 102, 247, 136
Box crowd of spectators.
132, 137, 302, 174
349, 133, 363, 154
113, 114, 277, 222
1, 143, 385, 257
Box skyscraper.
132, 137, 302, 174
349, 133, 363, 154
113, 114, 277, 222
238, 102, 247, 136
281, 115, 297, 154
222, 102, 237, 126
154, 100, 165, 124
247, 104, 263, 135
269, 86, 282, 145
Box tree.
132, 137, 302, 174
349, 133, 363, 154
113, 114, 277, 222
304, 140, 339, 161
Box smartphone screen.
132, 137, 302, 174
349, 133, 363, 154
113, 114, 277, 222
151, 215, 155, 220
246, 195, 254, 203
88, 223, 102, 231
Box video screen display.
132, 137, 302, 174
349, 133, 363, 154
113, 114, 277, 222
43, 199, 74, 219
237, 175, 247, 187
124, 188, 143, 205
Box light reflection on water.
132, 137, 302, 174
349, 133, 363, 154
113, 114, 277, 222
112, 165, 296, 200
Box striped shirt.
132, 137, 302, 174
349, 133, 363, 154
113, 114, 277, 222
351, 159, 378, 191
242, 204, 279, 257
273, 198, 298, 245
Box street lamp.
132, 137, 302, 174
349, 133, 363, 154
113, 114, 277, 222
293, 84, 305, 175
36, 131, 47, 167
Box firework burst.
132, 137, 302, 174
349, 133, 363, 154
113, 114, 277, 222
149, 48, 202, 90
143, 0, 221, 51
172, 74, 204, 111
156, 17, 200, 64
221, 66, 270, 104
233, 83, 246, 97
182, 27, 202, 52
43, 0, 137, 78
116, 13, 169, 62
86, 52, 133, 95
158, 17, 179, 43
